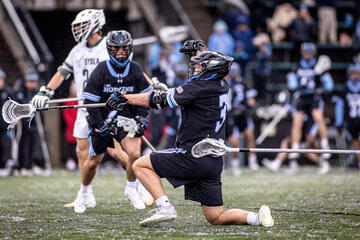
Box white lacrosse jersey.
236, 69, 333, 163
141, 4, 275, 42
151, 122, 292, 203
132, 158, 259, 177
60, 37, 108, 102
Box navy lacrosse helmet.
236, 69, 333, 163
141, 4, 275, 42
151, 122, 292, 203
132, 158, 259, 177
301, 42, 317, 56
106, 30, 133, 67
188, 50, 233, 80
347, 63, 360, 76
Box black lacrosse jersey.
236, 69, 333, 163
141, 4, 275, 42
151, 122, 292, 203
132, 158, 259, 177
338, 79, 360, 122
83, 60, 151, 129
167, 79, 229, 151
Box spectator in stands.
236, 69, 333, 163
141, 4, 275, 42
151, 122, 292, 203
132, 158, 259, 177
62, 81, 77, 171
352, 20, 360, 56
0, 68, 14, 177
232, 15, 254, 78
13, 68, 40, 176
267, 3, 298, 43
287, 4, 317, 58
317, 0, 337, 44
252, 33, 272, 98
208, 19, 235, 56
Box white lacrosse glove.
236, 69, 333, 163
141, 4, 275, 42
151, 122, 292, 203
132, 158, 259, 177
151, 77, 168, 91
31, 86, 54, 108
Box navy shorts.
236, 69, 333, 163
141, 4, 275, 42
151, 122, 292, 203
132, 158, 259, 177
150, 149, 223, 206
296, 94, 324, 114
346, 118, 360, 139
88, 128, 128, 156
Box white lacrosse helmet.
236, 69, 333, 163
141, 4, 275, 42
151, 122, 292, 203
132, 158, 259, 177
71, 9, 105, 43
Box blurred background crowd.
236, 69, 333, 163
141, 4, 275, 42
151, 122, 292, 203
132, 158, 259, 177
0, 0, 360, 176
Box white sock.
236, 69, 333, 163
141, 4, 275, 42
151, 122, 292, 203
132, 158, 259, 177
247, 212, 260, 225
249, 154, 257, 164
320, 138, 329, 149
231, 159, 240, 168
126, 180, 137, 189
291, 143, 300, 149
80, 184, 92, 194
155, 195, 171, 208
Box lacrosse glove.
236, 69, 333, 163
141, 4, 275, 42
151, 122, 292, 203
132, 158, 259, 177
134, 116, 148, 137
106, 90, 128, 111
31, 86, 54, 108
95, 120, 118, 137
179, 40, 207, 56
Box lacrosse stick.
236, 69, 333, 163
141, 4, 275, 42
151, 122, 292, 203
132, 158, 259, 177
314, 55, 331, 75
133, 25, 189, 46
47, 97, 84, 104
2, 99, 106, 129
114, 115, 157, 152
34, 112, 52, 174
191, 138, 360, 158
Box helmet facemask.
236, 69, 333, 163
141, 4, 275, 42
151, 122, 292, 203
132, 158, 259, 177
106, 31, 133, 68
188, 51, 233, 80
71, 9, 105, 43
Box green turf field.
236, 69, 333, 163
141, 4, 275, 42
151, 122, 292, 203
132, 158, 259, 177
0, 168, 359, 239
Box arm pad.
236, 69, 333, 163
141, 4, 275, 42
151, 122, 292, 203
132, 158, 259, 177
148, 90, 169, 109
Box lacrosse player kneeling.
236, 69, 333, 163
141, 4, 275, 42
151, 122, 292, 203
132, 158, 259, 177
106, 49, 274, 227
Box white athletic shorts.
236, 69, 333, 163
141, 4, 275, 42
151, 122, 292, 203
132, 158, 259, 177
73, 109, 89, 139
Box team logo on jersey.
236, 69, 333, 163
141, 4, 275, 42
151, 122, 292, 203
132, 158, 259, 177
176, 86, 183, 94
103, 84, 134, 93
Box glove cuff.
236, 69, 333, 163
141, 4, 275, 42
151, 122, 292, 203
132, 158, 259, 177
39, 86, 54, 97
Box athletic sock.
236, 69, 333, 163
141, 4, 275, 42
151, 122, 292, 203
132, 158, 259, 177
249, 154, 257, 164
247, 212, 260, 226
80, 184, 92, 194
126, 180, 137, 189
320, 138, 329, 149
231, 159, 240, 168
155, 195, 171, 208
291, 142, 300, 149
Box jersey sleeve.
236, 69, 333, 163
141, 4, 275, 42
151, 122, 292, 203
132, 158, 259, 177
167, 81, 199, 108
59, 47, 76, 75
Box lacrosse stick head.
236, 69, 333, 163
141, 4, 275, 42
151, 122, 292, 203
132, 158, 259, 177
314, 55, 331, 75
191, 138, 228, 158
2, 99, 36, 129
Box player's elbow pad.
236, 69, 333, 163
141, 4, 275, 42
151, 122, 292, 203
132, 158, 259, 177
148, 90, 169, 110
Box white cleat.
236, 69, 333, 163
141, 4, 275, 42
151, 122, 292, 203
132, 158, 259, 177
232, 167, 242, 176
73, 191, 95, 213
137, 182, 154, 207
65, 191, 96, 209
258, 205, 274, 227
288, 152, 300, 160
139, 205, 177, 226
262, 158, 280, 172
286, 160, 299, 175
125, 186, 146, 210
318, 160, 330, 175
249, 161, 260, 171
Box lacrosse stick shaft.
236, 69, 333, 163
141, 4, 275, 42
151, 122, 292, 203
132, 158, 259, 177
256, 104, 290, 145
231, 147, 360, 155
47, 97, 83, 104
36, 103, 106, 111
141, 136, 157, 152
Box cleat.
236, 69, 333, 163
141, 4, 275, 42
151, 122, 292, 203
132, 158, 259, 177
258, 205, 274, 227
318, 160, 330, 175
232, 167, 242, 176
64, 191, 96, 209
125, 186, 146, 210
262, 158, 280, 172
139, 205, 177, 226
74, 191, 90, 213
137, 182, 154, 207
286, 160, 298, 175
288, 152, 299, 160
249, 161, 260, 171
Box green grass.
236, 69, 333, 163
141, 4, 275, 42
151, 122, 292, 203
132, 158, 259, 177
0, 168, 359, 239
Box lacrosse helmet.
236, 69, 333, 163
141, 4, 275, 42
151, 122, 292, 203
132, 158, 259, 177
301, 42, 317, 59
106, 30, 133, 68
347, 63, 360, 91
71, 9, 105, 43
188, 50, 233, 80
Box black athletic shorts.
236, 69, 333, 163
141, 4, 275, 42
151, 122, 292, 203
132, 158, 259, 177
88, 128, 128, 156
295, 94, 324, 114
150, 149, 223, 206
346, 118, 360, 139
